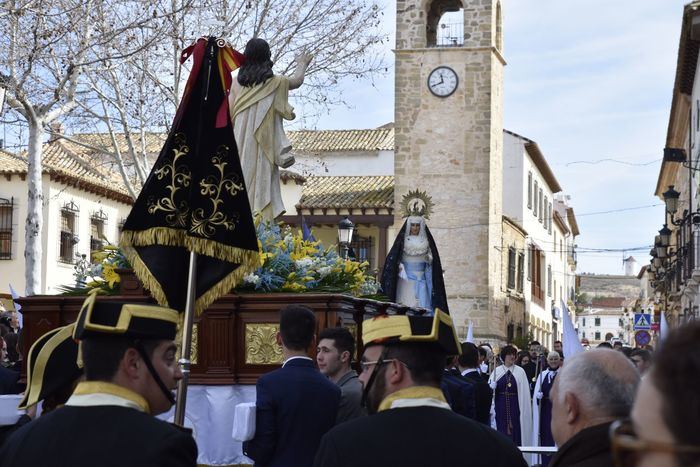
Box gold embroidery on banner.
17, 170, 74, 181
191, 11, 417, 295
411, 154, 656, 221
190, 145, 245, 238
148, 133, 191, 227
191, 323, 199, 365
245, 323, 283, 365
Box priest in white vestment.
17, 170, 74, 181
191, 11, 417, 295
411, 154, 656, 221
489, 345, 533, 449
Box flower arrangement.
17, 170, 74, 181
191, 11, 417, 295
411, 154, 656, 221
58, 243, 131, 295
59, 220, 380, 297
237, 219, 379, 296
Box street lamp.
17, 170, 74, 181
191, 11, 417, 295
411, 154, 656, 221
663, 185, 681, 217
655, 237, 668, 259
658, 224, 672, 247
337, 216, 354, 260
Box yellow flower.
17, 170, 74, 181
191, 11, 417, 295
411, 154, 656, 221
102, 264, 121, 288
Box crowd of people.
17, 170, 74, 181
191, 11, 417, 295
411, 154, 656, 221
0, 310, 22, 395
0, 295, 698, 467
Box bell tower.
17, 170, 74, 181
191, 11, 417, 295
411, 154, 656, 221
394, 0, 506, 341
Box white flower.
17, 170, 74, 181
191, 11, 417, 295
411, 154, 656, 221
295, 258, 313, 269
244, 273, 261, 285
318, 266, 332, 278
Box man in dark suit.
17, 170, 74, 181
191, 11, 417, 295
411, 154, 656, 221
442, 355, 476, 420
459, 342, 493, 425
244, 305, 341, 467
0, 294, 197, 467
313, 311, 526, 467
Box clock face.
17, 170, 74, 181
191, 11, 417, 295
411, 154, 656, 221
427, 66, 458, 98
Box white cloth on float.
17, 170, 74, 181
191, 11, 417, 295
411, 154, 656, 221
158, 385, 257, 466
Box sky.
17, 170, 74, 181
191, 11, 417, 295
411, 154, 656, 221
307, 0, 691, 274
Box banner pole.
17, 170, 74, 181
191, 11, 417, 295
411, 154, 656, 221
175, 250, 197, 426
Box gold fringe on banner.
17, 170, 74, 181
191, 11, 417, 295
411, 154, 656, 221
120, 227, 259, 315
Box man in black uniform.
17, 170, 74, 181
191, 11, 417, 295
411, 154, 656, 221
0, 293, 197, 467
458, 342, 493, 425
313, 310, 526, 467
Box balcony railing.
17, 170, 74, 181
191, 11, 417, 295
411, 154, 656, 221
666, 225, 700, 293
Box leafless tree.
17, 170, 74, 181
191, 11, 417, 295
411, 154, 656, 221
0, 0, 174, 294
68, 0, 387, 195
1, 0, 386, 294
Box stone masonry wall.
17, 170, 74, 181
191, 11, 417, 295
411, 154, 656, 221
394, 0, 506, 341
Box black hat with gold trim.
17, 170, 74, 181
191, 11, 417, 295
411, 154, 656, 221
72, 293, 180, 405
19, 324, 82, 410
362, 309, 461, 355
72, 293, 179, 342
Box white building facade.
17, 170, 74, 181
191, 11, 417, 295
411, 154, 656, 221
502, 130, 579, 348
576, 298, 633, 346
0, 144, 132, 296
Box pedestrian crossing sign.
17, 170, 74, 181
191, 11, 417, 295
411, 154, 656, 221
634, 313, 651, 330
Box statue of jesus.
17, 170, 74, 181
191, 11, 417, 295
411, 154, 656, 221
229, 38, 312, 220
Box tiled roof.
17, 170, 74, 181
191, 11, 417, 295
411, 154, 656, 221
591, 297, 625, 308
288, 129, 394, 153
0, 150, 28, 173
65, 132, 166, 156
298, 175, 394, 209
0, 142, 132, 204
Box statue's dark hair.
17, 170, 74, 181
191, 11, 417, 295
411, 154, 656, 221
237, 38, 274, 87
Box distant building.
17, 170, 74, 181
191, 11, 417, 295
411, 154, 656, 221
623, 256, 638, 276
576, 297, 633, 346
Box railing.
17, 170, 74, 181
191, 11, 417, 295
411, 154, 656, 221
436, 22, 464, 47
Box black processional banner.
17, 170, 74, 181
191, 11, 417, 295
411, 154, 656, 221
120, 37, 258, 314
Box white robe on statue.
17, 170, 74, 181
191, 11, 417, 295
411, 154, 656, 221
229, 73, 295, 221
489, 364, 533, 448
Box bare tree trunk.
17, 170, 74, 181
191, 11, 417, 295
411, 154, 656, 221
24, 119, 44, 295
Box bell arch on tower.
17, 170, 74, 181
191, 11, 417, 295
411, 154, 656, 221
426, 0, 464, 47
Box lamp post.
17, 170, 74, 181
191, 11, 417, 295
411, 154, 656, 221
663, 185, 681, 222
337, 216, 355, 260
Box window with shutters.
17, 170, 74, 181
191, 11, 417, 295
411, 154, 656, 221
59, 202, 79, 263
517, 252, 525, 293
531, 245, 544, 306
527, 172, 533, 209
547, 265, 552, 297
544, 196, 549, 229
595, 318, 601, 326
539, 189, 544, 223
0, 198, 13, 260
507, 247, 516, 289
90, 209, 108, 254
548, 202, 553, 234
533, 181, 538, 217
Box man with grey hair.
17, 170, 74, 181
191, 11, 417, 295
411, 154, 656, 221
549, 349, 639, 467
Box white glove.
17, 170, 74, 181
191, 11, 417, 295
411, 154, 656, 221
489, 381, 497, 390
398, 263, 408, 280
536, 391, 544, 400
